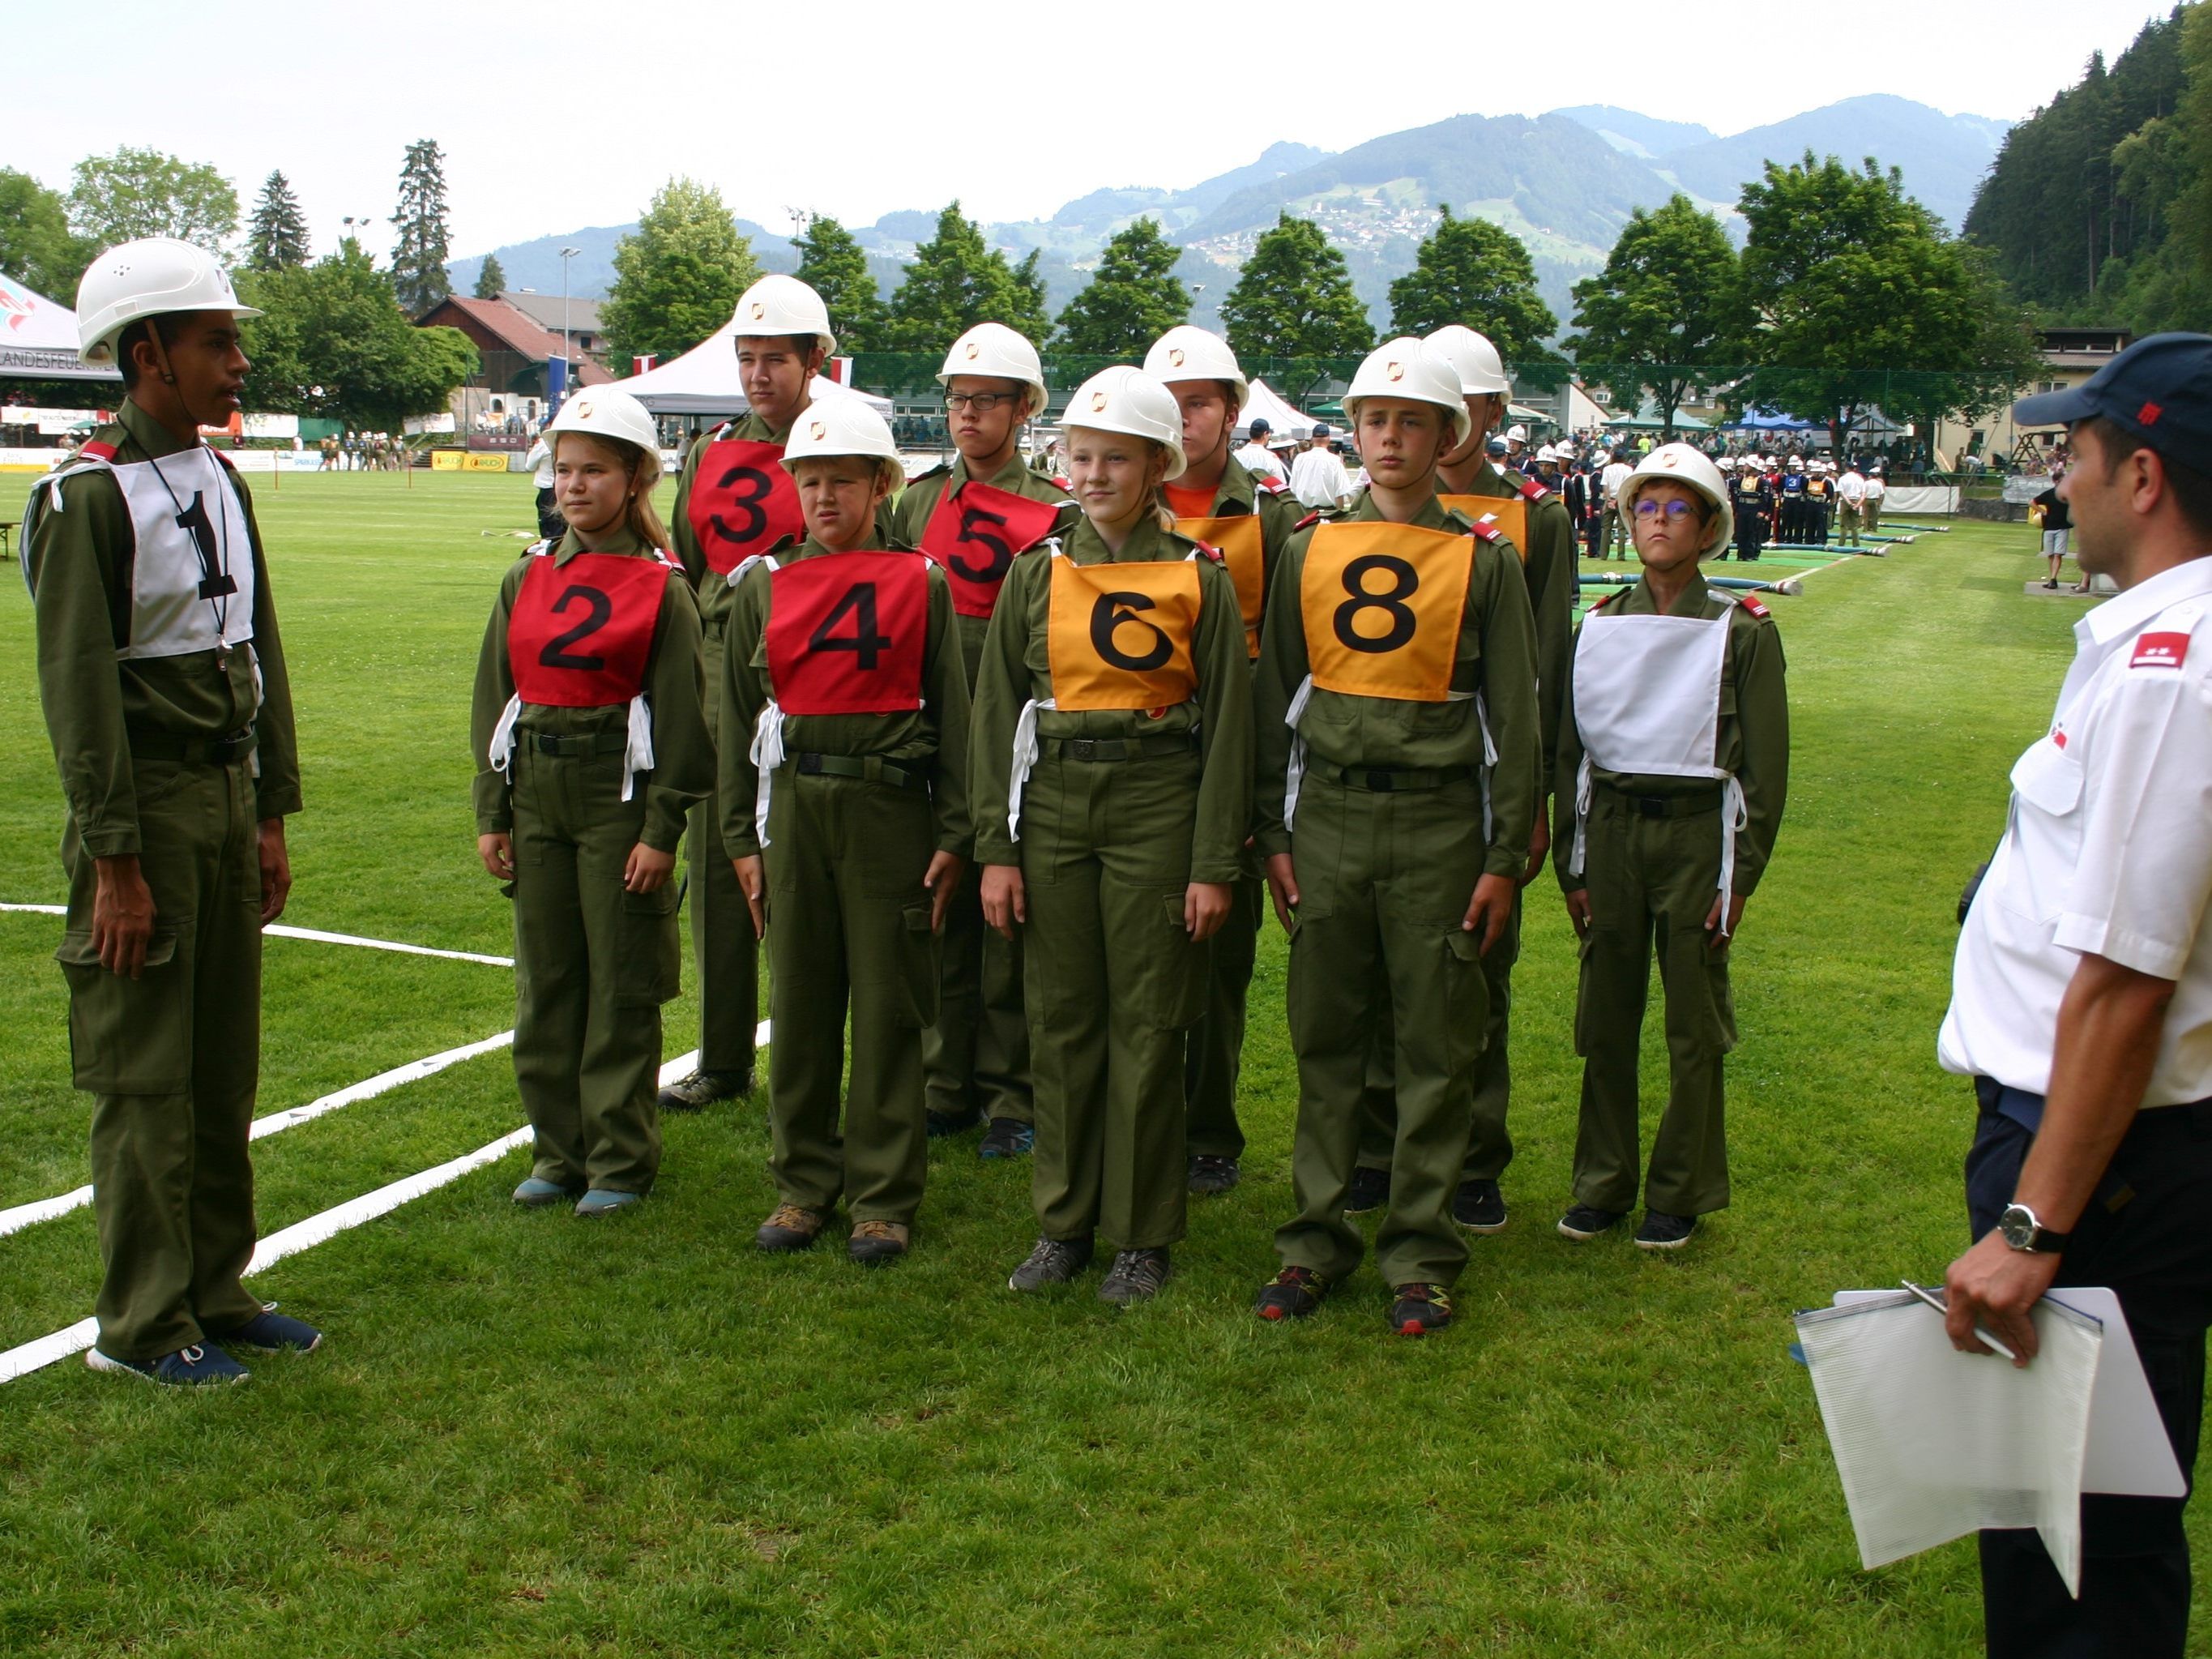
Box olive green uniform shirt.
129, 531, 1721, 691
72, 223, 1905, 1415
888, 451, 1078, 686
1252, 492, 1540, 878
470, 526, 712, 853
968, 515, 1253, 883
717, 531, 974, 864
1552, 569, 1790, 899
1460, 458, 1575, 779
25, 400, 303, 857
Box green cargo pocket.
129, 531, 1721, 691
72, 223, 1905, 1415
1440, 925, 1489, 1071
895, 904, 939, 1029
56, 929, 190, 1095
1570, 933, 1599, 1059
1138, 893, 1207, 1031
981, 921, 1023, 1010
1663, 924, 1739, 1058
614, 883, 681, 1008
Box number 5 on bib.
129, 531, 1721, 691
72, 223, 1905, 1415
1300, 522, 1472, 703
1046, 556, 1203, 712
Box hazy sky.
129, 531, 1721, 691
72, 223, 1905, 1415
4, 0, 2168, 263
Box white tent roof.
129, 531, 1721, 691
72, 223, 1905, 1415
0, 273, 121, 383
614, 319, 890, 418
1237, 377, 1308, 439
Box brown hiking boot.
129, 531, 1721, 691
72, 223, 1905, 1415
755, 1204, 826, 1253
848, 1220, 912, 1264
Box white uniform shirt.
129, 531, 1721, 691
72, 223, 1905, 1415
1600, 460, 1633, 504
1289, 446, 1351, 509
1864, 472, 1885, 501
1940, 556, 2212, 1104
527, 438, 555, 490
1235, 442, 1287, 489
1838, 469, 1867, 505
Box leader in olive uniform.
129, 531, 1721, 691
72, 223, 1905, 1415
722, 398, 973, 1263
1143, 325, 1302, 1197
1553, 444, 1788, 1248
472, 389, 711, 1214
1350, 325, 1574, 1235
664, 276, 874, 1113
971, 366, 1253, 1304
1251, 339, 1540, 1336
28, 240, 310, 1384
890, 323, 1074, 1158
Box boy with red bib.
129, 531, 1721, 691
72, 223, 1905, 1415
720, 397, 972, 1264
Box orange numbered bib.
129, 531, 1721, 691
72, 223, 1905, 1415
1046, 556, 1202, 712
1172, 514, 1266, 660
1438, 494, 1527, 562
1301, 521, 1472, 703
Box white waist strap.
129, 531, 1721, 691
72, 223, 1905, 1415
1006, 698, 1050, 841
1282, 673, 1313, 833
489, 693, 523, 777
749, 699, 787, 847
621, 693, 655, 804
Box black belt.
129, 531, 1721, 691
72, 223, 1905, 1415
127, 725, 256, 766
1600, 780, 1720, 819
791, 751, 933, 792
1314, 761, 1475, 793
1041, 733, 1200, 763
527, 731, 629, 758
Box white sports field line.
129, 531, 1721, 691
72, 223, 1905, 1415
0, 903, 515, 968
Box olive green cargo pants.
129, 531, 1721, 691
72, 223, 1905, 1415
763, 767, 938, 1225
1018, 747, 1208, 1251
923, 866, 1031, 1125
1276, 773, 1491, 1288
61, 756, 266, 1362
1569, 787, 1737, 1217
688, 626, 760, 1080
510, 740, 677, 1195
1183, 869, 1261, 1161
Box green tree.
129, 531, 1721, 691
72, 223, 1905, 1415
1740, 152, 2042, 442
473, 251, 506, 300
237, 239, 477, 427
792, 213, 885, 351
1219, 212, 1373, 360
882, 202, 1036, 351
389, 139, 452, 314
0, 169, 92, 297
1387, 205, 1557, 359
602, 177, 760, 366
1053, 218, 1189, 353
1566, 195, 1743, 433
246, 170, 311, 271
67, 148, 237, 254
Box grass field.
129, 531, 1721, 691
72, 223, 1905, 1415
0, 468, 2180, 1657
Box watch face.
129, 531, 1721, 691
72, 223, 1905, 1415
2000, 1205, 2035, 1250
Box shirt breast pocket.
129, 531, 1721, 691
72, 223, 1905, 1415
2001, 738, 2083, 922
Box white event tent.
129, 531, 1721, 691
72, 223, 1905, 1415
1237, 377, 1308, 439
616, 319, 891, 419
0, 273, 120, 384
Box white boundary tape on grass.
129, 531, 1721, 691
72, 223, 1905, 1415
0, 904, 514, 968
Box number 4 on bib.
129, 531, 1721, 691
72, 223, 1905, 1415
765, 551, 929, 715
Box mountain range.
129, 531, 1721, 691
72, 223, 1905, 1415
446, 95, 2010, 342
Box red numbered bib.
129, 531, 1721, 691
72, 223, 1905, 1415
508, 551, 670, 708
765, 551, 929, 716
687, 436, 804, 575
918, 479, 1063, 618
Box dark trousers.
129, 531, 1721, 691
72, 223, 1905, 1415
1966, 1079, 2212, 1658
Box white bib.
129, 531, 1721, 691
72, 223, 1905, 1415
1572, 609, 1728, 778
38, 448, 258, 661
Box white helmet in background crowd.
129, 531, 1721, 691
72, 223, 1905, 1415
1142, 325, 1249, 413
1342, 338, 1476, 451
1620, 442, 1734, 556
1716, 454, 1737, 471
732, 273, 836, 356
1063, 365, 1189, 479
76, 237, 262, 366
779, 391, 903, 477
1505, 424, 1529, 445
937, 321, 1048, 418
544, 387, 664, 489
1422, 324, 1512, 396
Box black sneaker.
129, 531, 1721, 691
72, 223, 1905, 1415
658, 1068, 749, 1113
1557, 1204, 1626, 1242
1188, 1154, 1241, 1195
1254, 1265, 1328, 1321
1634, 1210, 1697, 1251
1343, 1165, 1390, 1216
926, 1105, 984, 1139
85, 1343, 250, 1386
1388, 1282, 1454, 1336
1452, 1179, 1508, 1234
1008, 1236, 1094, 1291
205, 1303, 322, 1353
1098, 1247, 1172, 1305
977, 1117, 1034, 1160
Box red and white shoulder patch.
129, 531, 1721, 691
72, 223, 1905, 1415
1294, 511, 1324, 531
1469, 520, 1505, 545
1518, 478, 1551, 502
1740, 595, 1770, 619
79, 441, 119, 463
1257, 475, 1287, 494
1194, 540, 1225, 563
2131, 631, 2190, 670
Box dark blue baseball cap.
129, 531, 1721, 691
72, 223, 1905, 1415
2012, 332, 2212, 469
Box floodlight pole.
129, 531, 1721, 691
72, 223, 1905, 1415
559, 246, 580, 411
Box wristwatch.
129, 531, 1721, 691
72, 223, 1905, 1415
1999, 1202, 2071, 1254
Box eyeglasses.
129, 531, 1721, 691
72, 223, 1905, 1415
1633, 499, 1699, 521
944, 391, 1022, 413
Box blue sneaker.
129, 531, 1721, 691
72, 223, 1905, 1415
512, 1178, 572, 1208
207, 1303, 322, 1353
85, 1343, 250, 1386
574, 1189, 643, 1217
978, 1118, 1034, 1160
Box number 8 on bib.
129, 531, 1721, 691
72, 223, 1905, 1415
1300, 521, 1472, 703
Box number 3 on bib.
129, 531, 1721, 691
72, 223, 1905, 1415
1301, 522, 1473, 702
